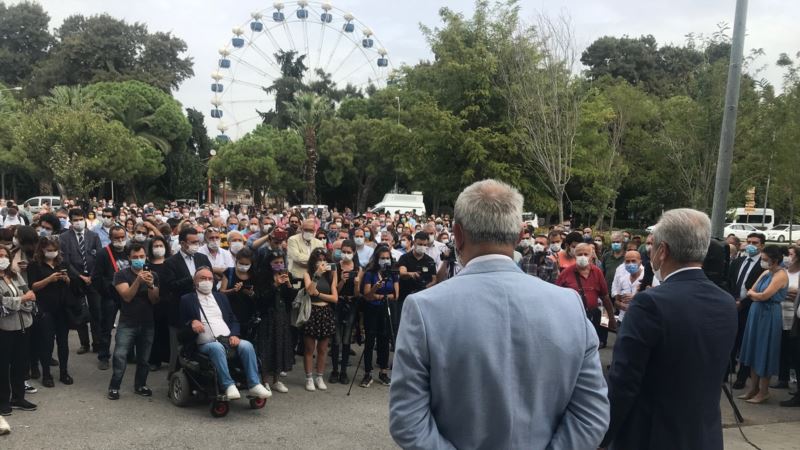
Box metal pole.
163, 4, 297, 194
207, 177, 212, 205
110, 180, 114, 204
1, 172, 5, 199
710, 0, 749, 239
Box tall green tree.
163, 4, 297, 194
285, 93, 332, 203
0, 1, 53, 87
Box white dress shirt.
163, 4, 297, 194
612, 266, 644, 321
735, 254, 761, 299
180, 250, 197, 277
199, 245, 234, 270
196, 292, 231, 345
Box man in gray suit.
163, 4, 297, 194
389, 179, 610, 450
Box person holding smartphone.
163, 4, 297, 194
220, 247, 256, 332
255, 251, 295, 393
361, 246, 399, 388
302, 248, 338, 392
330, 240, 362, 385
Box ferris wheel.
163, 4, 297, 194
209, 1, 392, 141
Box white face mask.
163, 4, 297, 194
761, 260, 771, 270
302, 231, 314, 242
341, 253, 353, 262
103, 218, 114, 228
0, 257, 10, 271
519, 239, 531, 248
533, 243, 545, 253
414, 245, 427, 256
576, 255, 590, 268
185, 244, 200, 255
72, 220, 85, 231
354, 237, 365, 247
207, 240, 220, 251
550, 243, 561, 253
237, 264, 251, 272
197, 280, 213, 294
45, 251, 59, 260
134, 233, 147, 242
152, 247, 166, 258
112, 240, 127, 251
12, 237, 18, 248
229, 241, 244, 254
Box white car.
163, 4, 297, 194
645, 225, 655, 233
765, 224, 800, 242
723, 223, 760, 240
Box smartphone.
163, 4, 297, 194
328, 263, 337, 272
59, 269, 68, 274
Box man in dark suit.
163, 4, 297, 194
601, 209, 738, 450
727, 232, 766, 389
58, 208, 103, 354
161, 227, 211, 374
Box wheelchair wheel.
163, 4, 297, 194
169, 372, 192, 407
249, 397, 267, 409
210, 400, 229, 418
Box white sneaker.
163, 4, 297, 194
225, 384, 241, 400
305, 378, 316, 392
249, 383, 271, 399
0, 416, 9, 435
279, 371, 288, 377
271, 381, 289, 393
314, 376, 327, 391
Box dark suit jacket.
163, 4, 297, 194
58, 228, 103, 278
727, 255, 765, 313
178, 291, 240, 337
161, 251, 212, 327
92, 245, 129, 300
601, 269, 738, 450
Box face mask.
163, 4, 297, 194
435, 225, 443, 232
441, 239, 449, 245
623, 237, 630, 243
594, 240, 603, 247
229, 224, 238, 231
0, 257, 9, 271
134, 233, 147, 242
112, 240, 127, 251
584, 234, 592, 240
45, 251, 59, 260
237, 264, 251, 272
333, 249, 342, 261
39, 229, 52, 237
550, 243, 561, 253
784, 256, 792, 266
611, 243, 623, 252
207, 240, 220, 251
342, 252, 353, 262
646, 244, 652, 253
103, 218, 114, 228
229, 242, 244, 254
760, 260, 770, 270
271, 262, 286, 272
152, 247, 166, 258
119, 215, 127, 222
533, 243, 545, 253
131, 258, 146, 270
414, 245, 427, 256
197, 233, 205, 243
576, 255, 590, 268
197, 280, 213, 294
186, 244, 200, 255
302, 231, 314, 242
625, 263, 640, 274
12, 237, 18, 247
745, 245, 758, 257
519, 239, 531, 248
354, 237, 365, 247
59, 218, 68, 228
365, 231, 371, 239
379, 258, 392, 268
249, 225, 259, 233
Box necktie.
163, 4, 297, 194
736, 258, 751, 296
77, 232, 87, 273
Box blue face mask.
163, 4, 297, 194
625, 263, 640, 274
745, 244, 758, 257
228, 224, 238, 231
611, 243, 623, 252
365, 231, 371, 239
131, 258, 146, 270
333, 249, 342, 262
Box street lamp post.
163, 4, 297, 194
0, 86, 22, 93
207, 149, 217, 204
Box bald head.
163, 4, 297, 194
624, 250, 641, 264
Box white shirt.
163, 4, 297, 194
662, 266, 703, 283
196, 292, 231, 345
180, 250, 197, 277
2, 215, 22, 228
390, 247, 403, 261
426, 241, 445, 270
464, 253, 514, 268
612, 265, 644, 321
199, 245, 234, 270
736, 254, 761, 299
357, 245, 374, 268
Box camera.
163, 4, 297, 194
380, 263, 400, 281
442, 241, 457, 263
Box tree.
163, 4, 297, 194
27, 14, 193, 96
0, 1, 53, 87
285, 93, 332, 203
40, 85, 95, 109
261, 50, 308, 129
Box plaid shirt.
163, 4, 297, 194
519, 250, 558, 283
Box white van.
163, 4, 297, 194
23, 196, 62, 213
727, 207, 775, 230
370, 192, 426, 217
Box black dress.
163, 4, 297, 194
225, 269, 257, 338
148, 261, 170, 365
257, 283, 295, 376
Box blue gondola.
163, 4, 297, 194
273, 12, 285, 22
218, 58, 231, 69
211, 83, 224, 93
343, 23, 355, 33
297, 9, 308, 19
210, 109, 223, 119
377, 58, 388, 67
362, 38, 374, 48
232, 37, 245, 48
321, 13, 333, 23
216, 134, 230, 143
250, 21, 264, 32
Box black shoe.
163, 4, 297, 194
732, 379, 747, 390
149, 363, 161, 372
328, 370, 340, 384
599, 342, 607, 349
134, 386, 153, 397
10, 399, 37, 411
91, 346, 99, 354
349, 349, 356, 356
0, 404, 10, 416
77, 346, 89, 355
360, 373, 373, 388
378, 373, 391, 386
780, 395, 800, 407
42, 376, 54, 388
49, 358, 58, 367
107, 389, 120, 400
59, 373, 74, 385
771, 381, 790, 389
339, 371, 349, 385
30, 366, 40, 380
98, 360, 110, 370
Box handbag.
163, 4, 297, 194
291, 288, 312, 328
197, 300, 237, 360
65, 294, 90, 329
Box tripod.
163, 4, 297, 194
348, 290, 397, 396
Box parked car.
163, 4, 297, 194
765, 224, 800, 242
723, 223, 760, 240
645, 225, 656, 233
22, 196, 62, 214
370, 192, 426, 217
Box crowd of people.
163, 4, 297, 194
0, 193, 798, 447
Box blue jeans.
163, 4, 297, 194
198, 339, 260, 390
109, 323, 154, 390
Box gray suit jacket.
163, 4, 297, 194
389, 256, 610, 450
58, 228, 103, 277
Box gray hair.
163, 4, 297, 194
610, 231, 623, 240
454, 179, 523, 246
652, 208, 710, 263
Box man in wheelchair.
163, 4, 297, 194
178, 267, 270, 401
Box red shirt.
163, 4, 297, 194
556, 264, 608, 310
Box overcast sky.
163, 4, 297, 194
15, 0, 798, 137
